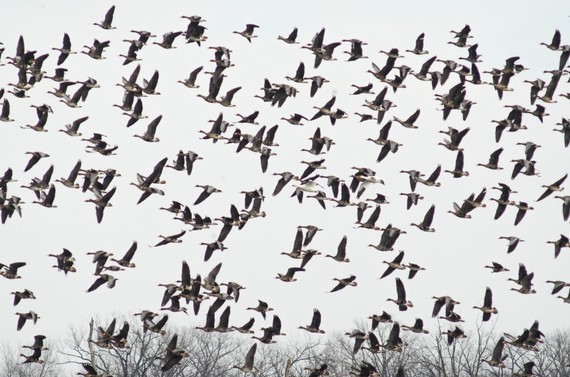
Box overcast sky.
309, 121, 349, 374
0, 0, 568, 367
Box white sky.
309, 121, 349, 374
0, 0, 568, 365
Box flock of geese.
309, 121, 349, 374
0, 4, 569, 376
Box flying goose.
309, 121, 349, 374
134, 115, 162, 142
234, 24, 259, 42
152, 31, 183, 49
15, 311, 39, 331
473, 287, 498, 321
234, 343, 259, 373
278, 27, 298, 44
411, 204, 436, 232
276, 267, 305, 282
406, 32, 428, 55
246, 300, 273, 319
325, 235, 350, 262
299, 308, 325, 333
481, 337, 507, 368
387, 278, 413, 311
379, 251, 405, 279
329, 275, 357, 293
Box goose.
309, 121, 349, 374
276, 267, 305, 283
445, 150, 469, 178
329, 275, 357, 293
15, 311, 39, 331
179, 65, 203, 88
546, 280, 570, 295
281, 113, 308, 125
161, 295, 188, 315
311, 96, 336, 121
346, 329, 369, 354
411, 55, 437, 81
85, 186, 116, 223
343, 38, 368, 61
11, 289, 35, 306
278, 27, 298, 44
325, 235, 350, 262
300, 249, 321, 269
393, 109, 420, 128
124, 98, 147, 127
478, 148, 504, 170
200, 240, 227, 262
460, 43, 482, 63
513, 362, 536, 377
59, 116, 88, 137
82, 39, 110, 59
369, 224, 406, 251
473, 287, 498, 321
110, 241, 137, 268
387, 278, 413, 311
231, 317, 255, 334
194, 184, 221, 205
23, 151, 49, 172
299, 308, 325, 333
432, 296, 460, 318
142, 70, 160, 95
220, 281, 245, 303
538, 71, 561, 103
481, 337, 507, 368
51, 33, 76, 65
327, 182, 354, 207
405, 263, 425, 279
385, 74, 407, 92
200, 112, 227, 142
379, 251, 405, 279
508, 263, 532, 286
272, 171, 299, 196
443, 326, 467, 345
406, 32, 428, 55
161, 335, 189, 372
484, 262, 509, 273
299, 159, 326, 180
511, 201, 534, 225
537, 173, 567, 201
151, 230, 186, 247
21, 110, 48, 132
417, 165, 441, 187
381, 322, 404, 352
411, 204, 436, 232
547, 234, 569, 258
0, 98, 14, 122
510, 272, 536, 294
246, 299, 273, 319
234, 343, 259, 373
32, 185, 57, 208
286, 61, 307, 83
252, 327, 277, 344
540, 29, 563, 50
134, 115, 162, 142
93, 5, 116, 29
20, 348, 44, 364
313, 42, 341, 68
87, 274, 118, 292
152, 31, 183, 49
400, 192, 424, 210
303, 27, 325, 53
23, 335, 48, 352
234, 24, 259, 42
368, 311, 393, 330
217, 86, 241, 107
402, 318, 429, 334
554, 195, 570, 221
